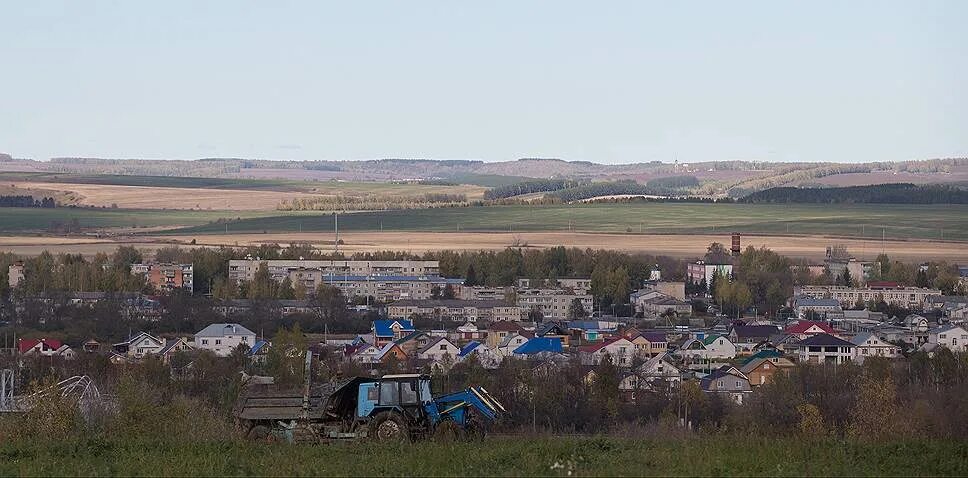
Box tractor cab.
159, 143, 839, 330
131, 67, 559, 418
355, 374, 433, 420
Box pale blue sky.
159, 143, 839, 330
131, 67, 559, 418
1, 1, 965, 164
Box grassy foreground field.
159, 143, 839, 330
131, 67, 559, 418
1, 436, 964, 476
169, 203, 968, 241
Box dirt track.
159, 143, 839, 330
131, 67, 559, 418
2, 231, 966, 262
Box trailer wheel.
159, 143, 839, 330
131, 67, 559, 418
247, 424, 273, 441
432, 419, 464, 442
369, 411, 409, 442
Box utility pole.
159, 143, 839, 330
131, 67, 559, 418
334, 212, 339, 254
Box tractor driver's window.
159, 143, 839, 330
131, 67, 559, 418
400, 382, 418, 404
379, 382, 399, 405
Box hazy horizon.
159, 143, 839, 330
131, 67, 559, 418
2, 1, 966, 164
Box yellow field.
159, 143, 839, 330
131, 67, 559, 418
3, 231, 966, 262
8, 181, 320, 211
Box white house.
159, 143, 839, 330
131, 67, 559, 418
113, 332, 166, 358
457, 341, 501, 368
417, 337, 460, 362
797, 333, 855, 365
903, 314, 930, 333
636, 353, 681, 387
677, 334, 737, 360
496, 333, 530, 357
849, 333, 900, 363
194, 323, 256, 357
18, 338, 75, 360
927, 324, 968, 353
579, 337, 636, 367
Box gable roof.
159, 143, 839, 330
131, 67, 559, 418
700, 365, 749, 388
247, 340, 270, 355
730, 325, 780, 340
113, 331, 162, 347
578, 336, 628, 353
512, 337, 563, 356
417, 337, 455, 355
489, 320, 524, 333
931, 324, 968, 335
536, 321, 569, 336
742, 349, 783, 364
798, 333, 854, 347
372, 320, 415, 338
458, 341, 484, 358
701, 334, 729, 346
159, 338, 193, 355
195, 323, 255, 338
784, 320, 836, 335
740, 356, 794, 375
18, 338, 64, 354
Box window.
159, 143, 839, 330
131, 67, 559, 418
400, 382, 418, 404
215, 339, 221, 345
202, 339, 208, 345
367, 386, 378, 401
439, 344, 447, 351
379, 383, 399, 405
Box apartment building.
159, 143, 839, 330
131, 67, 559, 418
387, 299, 523, 323
131, 263, 194, 294
8, 262, 24, 288
228, 259, 440, 282
793, 284, 941, 309
687, 261, 733, 285
516, 288, 594, 320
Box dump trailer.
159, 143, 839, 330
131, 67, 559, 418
234, 353, 504, 442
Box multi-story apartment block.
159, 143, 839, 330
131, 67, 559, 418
793, 284, 941, 310
516, 288, 594, 320
687, 261, 733, 285
516, 278, 592, 295
131, 263, 194, 294
228, 259, 440, 282
387, 299, 523, 323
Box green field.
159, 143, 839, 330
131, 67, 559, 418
166, 203, 968, 241
0, 207, 279, 231
2, 203, 966, 241
0, 172, 484, 196
1, 436, 964, 476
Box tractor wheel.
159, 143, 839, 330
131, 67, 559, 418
368, 411, 410, 442
432, 419, 464, 442
246, 424, 273, 442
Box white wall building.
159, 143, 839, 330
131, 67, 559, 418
928, 325, 968, 353
194, 323, 256, 357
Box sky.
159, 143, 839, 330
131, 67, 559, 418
1, 1, 966, 164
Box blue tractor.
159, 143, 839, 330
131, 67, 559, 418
235, 354, 504, 442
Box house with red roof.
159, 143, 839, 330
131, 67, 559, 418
784, 320, 837, 340
18, 338, 75, 360
579, 337, 636, 367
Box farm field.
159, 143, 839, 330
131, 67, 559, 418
167, 203, 968, 242
0, 436, 964, 476
0, 207, 277, 231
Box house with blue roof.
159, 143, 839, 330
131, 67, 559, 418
370, 319, 415, 347
512, 337, 564, 357
247, 340, 270, 364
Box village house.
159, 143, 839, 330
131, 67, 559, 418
700, 365, 752, 404
728, 325, 781, 353
927, 324, 968, 353
535, 321, 571, 347
416, 337, 460, 363
496, 332, 531, 357
194, 323, 256, 357
457, 341, 501, 368
677, 334, 737, 360
158, 337, 193, 364
796, 333, 855, 364
784, 320, 838, 340
635, 353, 682, 388
17, 338, 75, 360
394, 331, 435, 358
740, 356, 795, 386
510, 337, 564, 359
627, 331, 668, 357
114, 331, 166, 358
486, 321, 526, 350
579, 337, 636, 367
902, 314, 930, 333
345, 342, 381, 365
371, 320, 415, 348
849, 333, 901, 363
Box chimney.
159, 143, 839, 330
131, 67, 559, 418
731, 232, 741, 257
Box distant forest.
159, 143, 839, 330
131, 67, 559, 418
483, 179, 583, 200
548, 180, 672, 202
0, 195, 56, 208
740, 183, 968, 204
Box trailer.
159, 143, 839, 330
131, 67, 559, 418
234, 353, 504, 442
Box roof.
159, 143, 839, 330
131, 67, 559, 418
784, 320, 836, 335
195, 323, 255, 338
159, 338, 192, 355
931, 324, 968, 335
248, 340, 270, 355
730, 325, 780, 340
740, 357, 793, 374
489, 320, 524, 332
849, 333, 883, 346
578, 336, 625, 353
113, 331, 161, 347
372, 320, 415, 337
416, 336, 454, 355
512, 337, 563, 355
458, 341, 484, 358
640, 332, 668, 343
742, 349, 782, 364
536, 321, 569, 336
18, 338, 64, 354
798, 333, 854, 347
700, 366, 748, 389
701, 334, 728, 346
320, 274, 463, 284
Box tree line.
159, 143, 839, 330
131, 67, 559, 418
482, 179, 584, 200
277, 193, 468, 211
740, 183, 968, 204
0, 195, 56, 208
